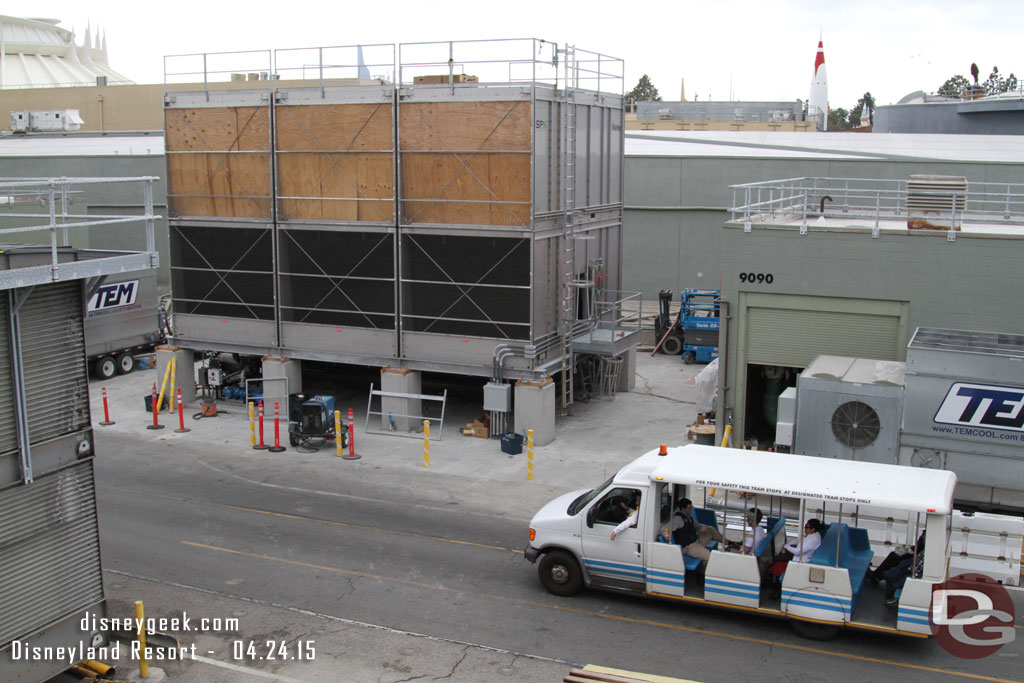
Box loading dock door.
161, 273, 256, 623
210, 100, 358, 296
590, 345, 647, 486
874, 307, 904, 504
744, 295, 907, 368
735, 293, 908, 442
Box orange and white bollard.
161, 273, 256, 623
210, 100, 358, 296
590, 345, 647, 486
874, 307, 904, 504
268, 401, 286, 453
174, 387, 190, 433
147, 383, 164, 431
253, 400, 268, 450
343, 407, 360, 460
99, 387, 115, 426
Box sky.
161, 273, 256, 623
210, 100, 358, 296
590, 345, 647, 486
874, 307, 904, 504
34, 0, 1024, 109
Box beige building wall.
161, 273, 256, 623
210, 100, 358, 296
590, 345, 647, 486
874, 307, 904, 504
2, 78, 389, 132
2, 84, 166, 131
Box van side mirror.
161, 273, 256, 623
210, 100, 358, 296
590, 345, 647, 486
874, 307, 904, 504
586, 507, 596, 528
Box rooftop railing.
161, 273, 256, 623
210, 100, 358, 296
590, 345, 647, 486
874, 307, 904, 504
0, 176, 160, 286
729, 177, 1024, 239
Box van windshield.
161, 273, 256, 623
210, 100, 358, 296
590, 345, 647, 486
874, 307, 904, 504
567, 474, 616, 515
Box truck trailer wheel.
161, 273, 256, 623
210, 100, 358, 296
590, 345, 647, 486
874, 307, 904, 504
94, 357, 117, 380
538, 550, 583, 596
116, 353, 136, 375
661, 334, 683, 356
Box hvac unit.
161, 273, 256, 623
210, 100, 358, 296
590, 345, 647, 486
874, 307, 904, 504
792, 355, 906, 464
905, 174, 967, 231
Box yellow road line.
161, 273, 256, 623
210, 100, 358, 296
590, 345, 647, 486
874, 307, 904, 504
183, 541, 1022, 683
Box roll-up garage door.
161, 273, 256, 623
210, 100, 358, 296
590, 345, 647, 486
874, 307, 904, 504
745, 296, 906, 368
0, 460, 103, 646
19, 282, 90, 444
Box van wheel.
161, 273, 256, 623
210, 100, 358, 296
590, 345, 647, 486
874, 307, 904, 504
789, 619, 840, 641
94, 357, 117, 380
116, 353, 136, 375
662, 334, 683, 355
538, 550, 582, 596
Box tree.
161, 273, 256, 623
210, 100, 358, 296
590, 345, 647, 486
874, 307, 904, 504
983, 66, 1019, 96
625, 75, 661, 104
938, 68, 1018, 98
828, 107, 850, 131
938, 74, 970, 98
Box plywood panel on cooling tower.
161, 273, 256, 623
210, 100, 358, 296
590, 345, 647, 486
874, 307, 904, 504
400, 101, 531, 226
165, 106, 271, 219
275, 103, 394, 223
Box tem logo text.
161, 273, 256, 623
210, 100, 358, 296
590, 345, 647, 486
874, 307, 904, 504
933, 382, 1024, 433
87, 280, 139, 312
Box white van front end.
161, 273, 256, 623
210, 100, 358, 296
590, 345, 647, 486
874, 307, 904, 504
524, 488, 589, 563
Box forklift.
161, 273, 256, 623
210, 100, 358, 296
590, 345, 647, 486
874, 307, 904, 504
655, 289, 720, 363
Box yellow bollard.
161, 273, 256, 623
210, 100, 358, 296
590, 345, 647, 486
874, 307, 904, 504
423, 419, 430, 468
168, 358, 177, 413
721, 423, 733, 448
134, 600, 149, 679
527, 429, 534, 480
335, 410, 343, 457
154, 359, 173, 413
248, 402, 256, 447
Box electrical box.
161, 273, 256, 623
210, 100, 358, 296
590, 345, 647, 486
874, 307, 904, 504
206, 367, 223, 387
483, 382, 511, 412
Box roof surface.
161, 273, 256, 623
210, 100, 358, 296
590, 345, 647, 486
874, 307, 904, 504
625, 130, 1024, 163
0, 132, 164, 157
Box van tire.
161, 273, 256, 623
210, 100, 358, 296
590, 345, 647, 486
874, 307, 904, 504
116, 353, 135, 375
789, 619, 840, 641
538, 550, 582, 596
94, 357, 117, 380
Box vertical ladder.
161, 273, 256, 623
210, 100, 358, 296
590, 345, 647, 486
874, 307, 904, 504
559, 46, 578, 414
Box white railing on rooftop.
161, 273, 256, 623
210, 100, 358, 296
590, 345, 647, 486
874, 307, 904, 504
164, 39, 624, 95
0, 176, 160, 282
730, 177, 1024, 229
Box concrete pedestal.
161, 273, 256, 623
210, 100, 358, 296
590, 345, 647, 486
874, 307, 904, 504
155, 346, 195, 405
381, 367, 422, 433
262, 356, 301, 415
514, 377, 555, 446
616, 348, 637, 393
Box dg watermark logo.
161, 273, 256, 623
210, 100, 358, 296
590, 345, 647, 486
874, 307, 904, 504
930, 573, 1016, 659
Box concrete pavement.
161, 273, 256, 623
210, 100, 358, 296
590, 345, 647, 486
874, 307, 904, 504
83, 349, 704, 682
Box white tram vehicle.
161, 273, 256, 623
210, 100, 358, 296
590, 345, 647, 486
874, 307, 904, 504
525, 444, 960, 639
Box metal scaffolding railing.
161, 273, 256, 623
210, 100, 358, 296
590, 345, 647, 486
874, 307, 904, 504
730, 177, 1024, 229
0, 176, 160, 287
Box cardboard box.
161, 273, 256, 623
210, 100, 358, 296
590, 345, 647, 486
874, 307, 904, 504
462, 414, 490, 438
413, 74, 479, 85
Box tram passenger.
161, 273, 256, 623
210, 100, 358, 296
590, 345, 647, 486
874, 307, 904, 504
671, 498, 725, 570
732, 508, 766, 556
767, 519, 823, 597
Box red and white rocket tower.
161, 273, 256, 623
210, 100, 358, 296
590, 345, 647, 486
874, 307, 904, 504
809, 36, 829, 131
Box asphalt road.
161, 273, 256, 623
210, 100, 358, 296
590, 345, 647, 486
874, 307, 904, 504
93, 424, 1024, 683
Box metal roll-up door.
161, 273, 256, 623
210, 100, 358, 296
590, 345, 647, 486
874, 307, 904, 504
19, 282, 90, 443
0, 296, 16, 458
746, 305, 903, 368
0, 461, 103, 645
